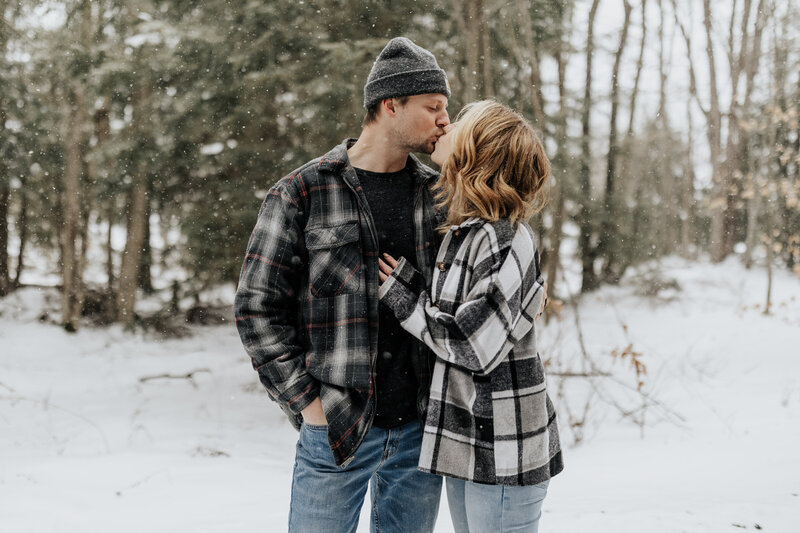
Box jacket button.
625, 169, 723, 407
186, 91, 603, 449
433, 301, 440, 308
454, 229, 461, 236
438, 262, 447, 271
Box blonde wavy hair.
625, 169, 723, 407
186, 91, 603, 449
435, 100, 550, 232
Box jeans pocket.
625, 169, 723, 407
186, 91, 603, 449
300, 423, 339, 469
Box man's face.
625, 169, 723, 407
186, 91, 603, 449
390, 94, 450, 154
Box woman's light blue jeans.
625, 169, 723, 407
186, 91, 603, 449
288, 420, 442, 533
445, 477, 549, 533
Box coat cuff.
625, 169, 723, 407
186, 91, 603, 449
281, 375, 321, 416
379, 256, 424, 321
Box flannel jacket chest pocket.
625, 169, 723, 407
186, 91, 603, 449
305, 221, 363, 297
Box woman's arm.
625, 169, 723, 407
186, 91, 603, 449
379, 225, 544, 376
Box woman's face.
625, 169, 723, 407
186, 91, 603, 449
431, 123, 457, 166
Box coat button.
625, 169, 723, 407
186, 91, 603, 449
438, 262, 447, 271
454, 229, 461, 236
433, 301, 440, 308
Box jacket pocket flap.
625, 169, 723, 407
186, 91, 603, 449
306, 222, 360, 250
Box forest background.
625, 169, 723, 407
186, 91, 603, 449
0, 0, 798, 329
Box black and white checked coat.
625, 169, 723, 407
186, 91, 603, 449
379, 217, 564, 485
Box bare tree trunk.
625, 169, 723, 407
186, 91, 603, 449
627, 0, 648, 138
60, 84, 87, 331
764, 233, 773, 314
13, 183, 26, 288
675, 0, 724, 259
666, 0, 695, 256
578, 0, 602, 293
739, 0, 771, 266
479, 0, 493, 99
138, 190, 153, 294
106, 201, 115, 299
116, 70, 151, 326
682, 74, 697, 257
117, 180, 148, 325
600, 0, 632, 283
59, 0, 94, 331
696, 0, 726, 262
657, 0, 668, 122
0, 184, 8, 296
89, 97, 116, 319
546, 46, 569, 302
718, 0, 752, 257
461, 0, 480, 101
516, 0, 546, 127
0, 0, 11, 296
0, 3, 9, 297
458, 0, 491, 100
743, 173, 759, 269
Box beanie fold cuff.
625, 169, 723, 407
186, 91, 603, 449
364, 69, 450, 109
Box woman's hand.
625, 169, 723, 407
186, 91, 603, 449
535, 281, 548, 320
378, 253, 399, 285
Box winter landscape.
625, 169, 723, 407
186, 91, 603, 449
2, 0, 800, 532
2, 254, 799, 532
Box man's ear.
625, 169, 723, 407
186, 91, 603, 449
381, 98, 397, 117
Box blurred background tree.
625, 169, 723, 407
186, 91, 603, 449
0, 0, 797, 329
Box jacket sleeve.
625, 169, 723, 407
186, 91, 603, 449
379, 226, 543, 376
234, 178, 319, 415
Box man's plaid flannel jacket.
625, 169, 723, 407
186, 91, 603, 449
379, 217, 564, 485
234, 140, 444, 466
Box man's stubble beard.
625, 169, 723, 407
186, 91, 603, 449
392, 125, 435, 155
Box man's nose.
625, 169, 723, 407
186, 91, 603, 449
437, 111, 450, 128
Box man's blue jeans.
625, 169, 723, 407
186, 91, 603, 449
445, 477, 549, 533
288, 420, 442, 533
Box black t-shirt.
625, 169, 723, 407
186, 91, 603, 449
355, 165, 420, 429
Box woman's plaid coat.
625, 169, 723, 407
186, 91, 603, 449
379, 217, 564, 486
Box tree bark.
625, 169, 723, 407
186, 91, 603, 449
682, 69, 697, 257
738, 0, 770, 266
0, 185, 8, 296
479, 0, 493, 98
545, 45, 569, 302
600, 0, 633, 283
627, 0, 647, 138
117, 178, 148, 325
13, 183, 26, 288
89, 97, 116, 317
578, 0, 602, 293
106, 201, 115, 301
60, 83, 87, 331
516, 0, 546, 128
116, 67, 151, 326
458, 0, 491, 100
0, 3, 9, 296
138, 189, 153, 294
702, 0, 726, 262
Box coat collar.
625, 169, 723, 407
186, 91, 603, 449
317, 139, 437, 187
450, 217, 486, 230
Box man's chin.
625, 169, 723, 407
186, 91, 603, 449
416, 142, 436, 155
403, 139, 436, 155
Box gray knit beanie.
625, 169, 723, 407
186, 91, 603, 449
363, 37, 450, 110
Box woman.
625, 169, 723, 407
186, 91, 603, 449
378, 100, 563, 532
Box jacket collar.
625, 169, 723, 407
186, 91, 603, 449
317, 139, 438, 187
450, 217, 486, 230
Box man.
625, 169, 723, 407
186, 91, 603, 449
234, 37, 450, 532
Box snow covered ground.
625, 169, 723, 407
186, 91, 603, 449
1, 257, 799, 532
